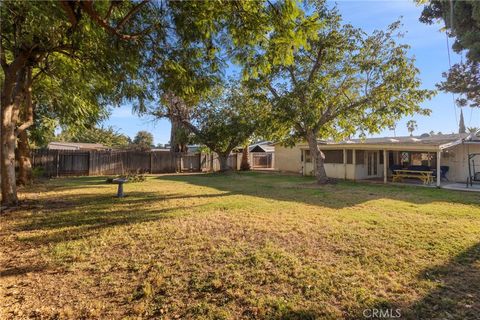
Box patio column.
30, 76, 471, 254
383, 149, 387, 184
352, 149, 356, 182
436, 150, 441, 187
343, 149, 347, 180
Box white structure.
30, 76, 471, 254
47, 142, 109, 151
275, 132, 480, 186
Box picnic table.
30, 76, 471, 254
392, 169, 433, 185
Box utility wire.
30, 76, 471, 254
445, 34, 458, 125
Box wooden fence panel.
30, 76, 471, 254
58, 151, 89, 176
31, 149, 239, 176
181, 153, 201, 172
151, 151, 175, 173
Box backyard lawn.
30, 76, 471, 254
1, 172, 479, 319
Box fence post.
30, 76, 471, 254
150, 151, 153, 174
88, 151, 92, 176
56, 150, 60, 178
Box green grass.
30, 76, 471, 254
1, 172, 479, 319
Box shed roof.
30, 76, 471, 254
47, 142, 109, 150
249, 141, 274, 152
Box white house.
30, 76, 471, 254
275, 132, 480, 186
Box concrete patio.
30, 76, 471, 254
360, 177, 480, 192
442, 183, 480, 192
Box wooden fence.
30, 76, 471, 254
31, 149, 239, 177
200, 153, 238, 172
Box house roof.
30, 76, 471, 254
249, 141, 274, 152
274, 131, 480, 152
317, 132, 480, 151
47, 142, 109, 150
329, 133, 470, 146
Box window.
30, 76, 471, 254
346, 150, 353, 164
324, 150, 343, 164
379, 151, 384, 165
401, 151, 410, 166
304, 150, 312, 163
356, 150, 365, 164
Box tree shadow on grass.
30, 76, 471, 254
0, 264, 48, 278
156, 172, 480, 209
346, 242, 480, 320
10, 191, 228, 235
12, 190, 231, 232
19, 176, 113, 194
1, 191, 208, 279
410, 242, 480, 319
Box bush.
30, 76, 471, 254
106, 170, 147, 184
122, 171, 147, 183
32, 167, 45, 179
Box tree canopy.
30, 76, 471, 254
159, 83, 267, 171
419, 0, 480, 108
55, 126, 131, 149
246, 4, 433, 182
0, 0, 156, 205
132, 130, 154, 151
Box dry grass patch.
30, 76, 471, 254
1, 172, 479, 319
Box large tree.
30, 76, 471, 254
55, 126, 131, 149
160, 84, 266, 171
419, 0, 480, 108
0, 1, 153, 205
131, 130, 154, 151
140, 1, 311, 171
247, 4, 433, 183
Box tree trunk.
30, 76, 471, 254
218, 153, 230, 172
17, 67, 34, 186
240, 145, 250, 171
17, 130, 32, 186
169, 118, 182, 172
170, 118, 178, 152
1, 101, 18, 205
0, 58, 28, 206
306, 130, 328, 184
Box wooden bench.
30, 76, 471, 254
392, 169, 433, 185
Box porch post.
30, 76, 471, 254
436, 150, 441, 187
352, 149, 356, 182
343, 149, 347, 180
383, 149, 387, 184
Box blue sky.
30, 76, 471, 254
104, 0, 480, 145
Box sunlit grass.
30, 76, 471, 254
1, 172, 479, 319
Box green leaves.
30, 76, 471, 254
246, 3, 433, 144
54, 126, 131, 149
419, 1, 480, 108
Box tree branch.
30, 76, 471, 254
267, 82, 280, 100
80, 2, 145, 41
307, 45, 324, 83
0, 39, 8, 71
16, 67, 34, 135
59, 1, 79, 27
116, 0, 149, 30
104, 1, 116, 20
286, 66, 297, 86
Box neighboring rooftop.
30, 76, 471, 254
47, 142, 110, 150
249, 141, 274, 153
